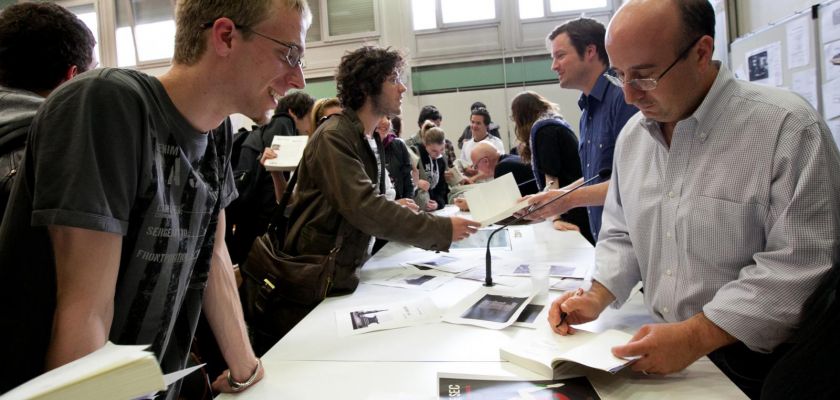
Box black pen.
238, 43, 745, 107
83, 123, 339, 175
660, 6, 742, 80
555, 311, 568, 328
554, 288, 584, 328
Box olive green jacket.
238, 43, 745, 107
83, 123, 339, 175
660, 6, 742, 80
284, 109, 452, 293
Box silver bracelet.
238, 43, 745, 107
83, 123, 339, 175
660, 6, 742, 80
226, 358, 262, 392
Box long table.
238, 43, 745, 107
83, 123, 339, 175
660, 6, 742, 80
219, 220, 746, 399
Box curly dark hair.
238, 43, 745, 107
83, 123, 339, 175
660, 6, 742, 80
276, 91, 315, 118
0, 2, 95, 93
336, 46, 405, 111
417, 105, 442, 127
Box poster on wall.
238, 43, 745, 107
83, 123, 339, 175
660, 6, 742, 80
746, 42, 783, 86
821, 1, 840, 44
786, 15, 811, 69
792, 68, 819, 110
824, 40, 840, 82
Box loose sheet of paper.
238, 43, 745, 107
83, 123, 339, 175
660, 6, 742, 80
786, 15, 811, 69
365, 266, 454, 291
791, 68, 818, 110
443, 284, 534, 330
334, 297, 441, 337
746, 42, 782, 87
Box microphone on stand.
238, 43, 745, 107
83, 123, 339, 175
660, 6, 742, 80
483, 169, 612, 287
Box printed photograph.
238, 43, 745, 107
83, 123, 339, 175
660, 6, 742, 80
460, 294, 528, 323
350, 309, 388, 330
450, 228, 511, 250
516, 304, 545, 324
748, 51, 769, 81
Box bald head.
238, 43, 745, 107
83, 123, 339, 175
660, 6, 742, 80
470, 142, 501, 176
608, 0, 714, 59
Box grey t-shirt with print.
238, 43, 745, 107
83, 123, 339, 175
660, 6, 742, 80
0, 68, 236, 397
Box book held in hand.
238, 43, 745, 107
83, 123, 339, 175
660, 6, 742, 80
438, 373, 601, 400
500, 328, 635, 377
264, 135, 309, 171
462, 173, 530, 227
1, 342, 165, 400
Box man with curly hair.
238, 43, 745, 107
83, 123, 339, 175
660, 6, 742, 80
284, 46, 479, 326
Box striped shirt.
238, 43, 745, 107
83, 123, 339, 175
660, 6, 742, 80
593, 63, 840, 352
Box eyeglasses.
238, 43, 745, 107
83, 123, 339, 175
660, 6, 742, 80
201, 21, 304, 68
604, 36, 703, 91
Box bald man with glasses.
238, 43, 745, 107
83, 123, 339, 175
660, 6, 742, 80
546, 1, 840, 398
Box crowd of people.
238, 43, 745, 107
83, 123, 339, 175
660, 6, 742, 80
0, 0, 838, 399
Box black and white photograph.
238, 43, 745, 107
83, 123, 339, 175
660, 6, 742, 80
350, 309, 388, 330
460, 294, 528, 323
748, 50, 769, 81
515, 304, 545, 324
404, 274, 436, 286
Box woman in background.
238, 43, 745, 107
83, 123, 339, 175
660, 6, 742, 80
511, 91, 593, 244
308, 97, 342, 132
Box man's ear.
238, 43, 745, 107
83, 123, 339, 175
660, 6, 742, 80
56, 65, 80, 87
208, 18, 238, 57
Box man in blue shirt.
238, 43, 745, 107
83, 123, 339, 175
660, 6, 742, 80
525, 18, 637, 241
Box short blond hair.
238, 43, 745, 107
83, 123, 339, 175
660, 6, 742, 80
173, 0, 310, 65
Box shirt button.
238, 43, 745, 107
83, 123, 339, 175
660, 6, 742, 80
666, 269, 672, 276
599, 144, 603, 148
667, 191, 675, 198
586, 163, 590, 168
663, 307, 670, 313
587, 140, 591, 144
666, 232, 671, 238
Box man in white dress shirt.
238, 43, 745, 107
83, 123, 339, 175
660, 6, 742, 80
548, 0, 840, 398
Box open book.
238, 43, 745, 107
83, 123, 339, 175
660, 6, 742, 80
264, 135, 309, 171
1, 342, 166, 400
500, 329, 634, 377
463, 173, 530, 226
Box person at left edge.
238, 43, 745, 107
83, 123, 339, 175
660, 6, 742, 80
0, 0, 312, 397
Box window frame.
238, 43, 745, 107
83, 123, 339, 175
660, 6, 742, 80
305, 0, 381, 48
516, 0, 615, 21
411, 0, 501, 33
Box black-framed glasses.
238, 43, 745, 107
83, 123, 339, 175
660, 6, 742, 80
604, 36, 703, 91
201, 21, 304, 68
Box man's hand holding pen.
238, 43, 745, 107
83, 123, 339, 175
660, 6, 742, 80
548, 282, 616, 335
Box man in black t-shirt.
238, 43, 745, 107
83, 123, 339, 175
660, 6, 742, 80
0, 0, 312, 397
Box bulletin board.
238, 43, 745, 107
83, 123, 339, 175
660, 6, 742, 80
817, 0, 840, 142
729, 7, 821, 114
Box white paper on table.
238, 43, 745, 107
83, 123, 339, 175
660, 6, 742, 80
449, 227, 512, 251
364, 266, 454, 291
551, 278, 586, 293
745, 42, 782, 87
825, 41, 840, 82
823, 78, 840, 120
822, 2, 840, 44
263, 135, 308, 171
442, 284, 534, 330
791, 68, 819, 110
403, 254, 473, 274
462, 173, 530, 227
454, 265, 517, 287
787, 15, 811, 69
334, 297, 442, 337
502, 263, 585, 279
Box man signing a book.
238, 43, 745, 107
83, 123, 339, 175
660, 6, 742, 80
548, 1, 840, 399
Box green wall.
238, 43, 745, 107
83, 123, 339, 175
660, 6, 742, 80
301, 55, 556, 99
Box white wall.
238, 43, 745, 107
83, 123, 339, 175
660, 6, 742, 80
402, 82, 582, 159
737, 0, 821, 35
